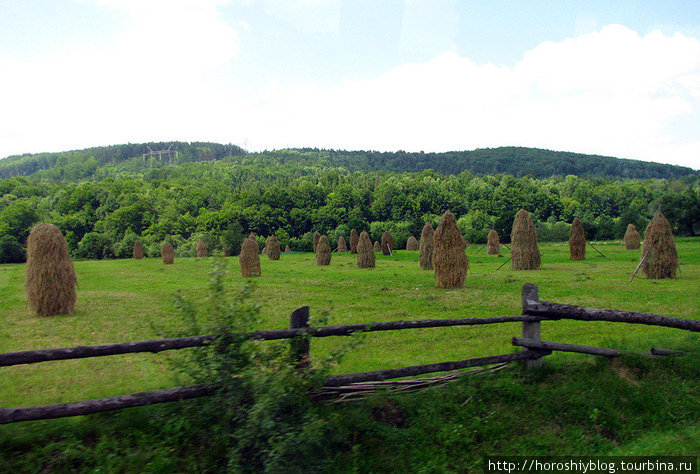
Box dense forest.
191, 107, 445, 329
0, 142, 698, 263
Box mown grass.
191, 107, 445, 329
1, 239, 699, 471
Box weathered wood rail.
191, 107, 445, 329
1, 283, 695, 424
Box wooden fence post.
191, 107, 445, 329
289, 306, 310, 367
521, 284, 542, 369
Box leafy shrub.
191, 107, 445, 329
0, 234, 25, 263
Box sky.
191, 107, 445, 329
1, 0, 699, 169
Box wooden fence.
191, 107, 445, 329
1, 283, 697, 424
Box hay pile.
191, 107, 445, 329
266, 235, 281, 260
133, 240, 144, 259
316, 235, 331, 265
196, 239, 208, 258
406, 236, 419, 251
337, 236, 348, 252
569, 218, 586, 261
641, 212, 678, 279
25, 223, 77, 316
432, 211, 468, 288
313, 231, 321, 253
240, 237, 261, 277
161, 242, 175, 264
285, 245, 291, 252
357, 231, 375, 268
624, 224, 641, 250
349, 229, 359, 254
381, 231, 394, 255
419, 222, 434, 270
510, 209, 540, 270
486, 229, 499, 255
373, 241, 381, 252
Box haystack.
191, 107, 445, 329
313, 231, 321, 253
381, 231, 394, 255
357, 231, 375, 268
641, 213, 678, 279
196, 239, 208, 258
510, 209, 540, 270
486, 229, 499, 255
316, 235, 331, 265
266, 235, 281, 260
337, 236, 348, 252
161, 242, 175, 264
133, 239, 144, 259
373, 241, 381, 252
624, 224, 640, 250
569, 218, 586, 261
349, 228, 359, 254
239, 237, 261, 277
25, 223, 77, 316
432, 211, 468, 288
406, 235, 419, 251
285, 245, 291, 252
419, 222, 434, 270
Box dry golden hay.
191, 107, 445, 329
406, 235, 419, 251
419, 221, 434, 270
316, 235, 331, 265
569, 218, 586, 261
133, 239, 144, 259
196, 239, 208, 258
285, 245, 291, 252
239, 237, 261, 277
510, 209, 540, 270
266, 235, 281, 260
624, 224, 641, 250
357, 231, 376, 268
486, 229, 500, 255
161, 242, 175, 264
381, 231, 394, 255
25, 223, 77, 317
313, 231, 321, 253
373, 241, 381, 252
349, 228, 359, 254
432, 211, 468, 288
337, 235, 348, 252
641, 212, 678, 279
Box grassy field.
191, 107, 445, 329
1, 239, 699, 470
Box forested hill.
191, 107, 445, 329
0, 142, 696, 181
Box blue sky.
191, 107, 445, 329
1, 0, 699, 168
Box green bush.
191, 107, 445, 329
0, 234, 25, 263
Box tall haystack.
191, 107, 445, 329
357, 231, 375, 268
406, 235, 419, 251
419, 222, 434, 270
373, 241, 381, 252
349, 228, 359, 254
510, 209, 540, 270
381, 231, 394, 255
25, 223, 77, 317
486, 229, 499, 255
624, 224, 640, 250
569, 218, 586, 261
161, 242, 175, 264
316, 235, 331, 265
641, 213, 678, 279
337, 236, 348, 252
432, 211, 468, 288
133, 239, 144, 259
285, 245, 291, 252
313, 231, 321, 253
266, 235, 281, 260
196, 239, 208, 258
239, 237, 261, 277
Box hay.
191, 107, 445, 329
239, 237, 261, 277
406, 236, 419, 251
373, 241, 381, 252
313, 231, 321, 253
25, 223, 77, 317
624, 224, 640, 250
337, 235, 348, 252
381, 231, 394, 255
285, 245, 291, 252
161, 242, 175, 264
357, 231, 375, 268
316, 235, 331, 265
486, 229, 499, 255
432, 211, 468, 288
510, 209, 540, 270
266, 235, 281, 260
349, 229, 359, 254
133, 240, 144, 259
641, 213, 678, 279
569, 218, 586, 260
196, 239, 208, 258
419, 222, 434, 270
